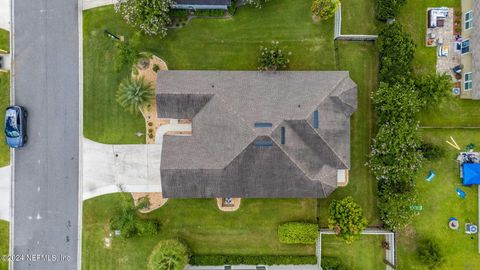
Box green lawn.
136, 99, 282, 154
82, 195, 316, 270
397, 129, 480, 269
0, 29, 8, 52
0, 73, 9, 167
322, 234, 385, 269
341, 0, 381, 35
83, 0, 335, 144
318, 41, 379, 226
0, 220, 8, 270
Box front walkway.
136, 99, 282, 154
83, 0, 116, 10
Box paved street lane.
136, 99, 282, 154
11, 0, 80, 269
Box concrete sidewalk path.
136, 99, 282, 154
83, 0, 116, 10
0, 165, 10, 221
0, 0, 11, 30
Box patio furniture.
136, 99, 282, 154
452, 88, 460, 95
449, 217, 459, 230
437, 45, 449, 57
452, 64, 463, 74
465, 224, 478, 234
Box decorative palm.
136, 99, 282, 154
116, 76, 153, 114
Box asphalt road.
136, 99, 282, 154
11, 0, 80, 269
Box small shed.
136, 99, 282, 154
463, 163, 480, 185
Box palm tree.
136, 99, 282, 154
116, 76, 153, 114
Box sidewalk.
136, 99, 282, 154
0, 165, 10, 221
0, 0, 10, 30
83, 0, 116, 10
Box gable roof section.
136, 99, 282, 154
156, 71, 357, 198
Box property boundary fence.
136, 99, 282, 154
317, 228, 396, 270
334, 3, 378, 41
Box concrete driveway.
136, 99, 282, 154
82, 138, 163, 200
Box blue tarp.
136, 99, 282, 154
462, 163, 480, 185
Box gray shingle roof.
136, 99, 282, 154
157, 71, 357, 198
472, 0, 480, 99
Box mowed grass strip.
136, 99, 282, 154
0, 29, 8, 52
397, 128, 480, 269
0, 220, 8, 270
318, 41, 379, 226
82, 195, 316, 270
321, 234, 385, 269
83, 0, 335, 144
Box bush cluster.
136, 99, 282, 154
375, 0, 406, 20
328, 197, 367, 243
148, 239, 190, 270
110, 196, 160, 238
417, 239, 445, 269
311, 0, 340, 20
194, 9, 225, 17
377, 23, 415, 84
169, 9, 189, 18
190, 255, 317, 265
370, 22, 422, 231
321, 256, 348, 270
420, 142, 445, 161
258, 41, 291, 71
278, 222, 318, 244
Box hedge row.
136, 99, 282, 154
190, 255, 317, 266
278, 222, 318, 244
375, 0, 406, 20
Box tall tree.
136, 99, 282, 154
115, 0, 173, 36
328, 196, 368, 243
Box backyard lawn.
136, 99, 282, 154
0, 29, 8, 52
341, 0, 381, 35
82, 195, 316, 269
318, 41, 379, 226
0, 220, 8, 270
321, 234, 385, 269
83, 0, 335, 144
397, 129, 480, 269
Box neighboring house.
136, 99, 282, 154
461, 0, 479, 99
156, 71, 357, 198
171, 0, 231, 10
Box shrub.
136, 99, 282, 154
414, 73, 451, 110
115, 41, 139, 71
116, 76, 154, 114
148, 239, 190, 270
278, 222, 318, 244
110, 196, 160, 238
420, 142, 445, 161
328, 197, 368, 243
311, 0, 340, 20
115, 0, 173, 37
190, 255, 317, 266
377, 190, 417, 230
245, 0, 270, 8
417, 239, 445, 269
152, 64, 160, 72
321, 256, 348, 270
169, 9, 189, 18
258, 41, 291, 71
375, 0, 406, 20
377, 23, 416, 84
373, 80, 420, 124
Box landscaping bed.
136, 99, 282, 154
82, 195, 316, 269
